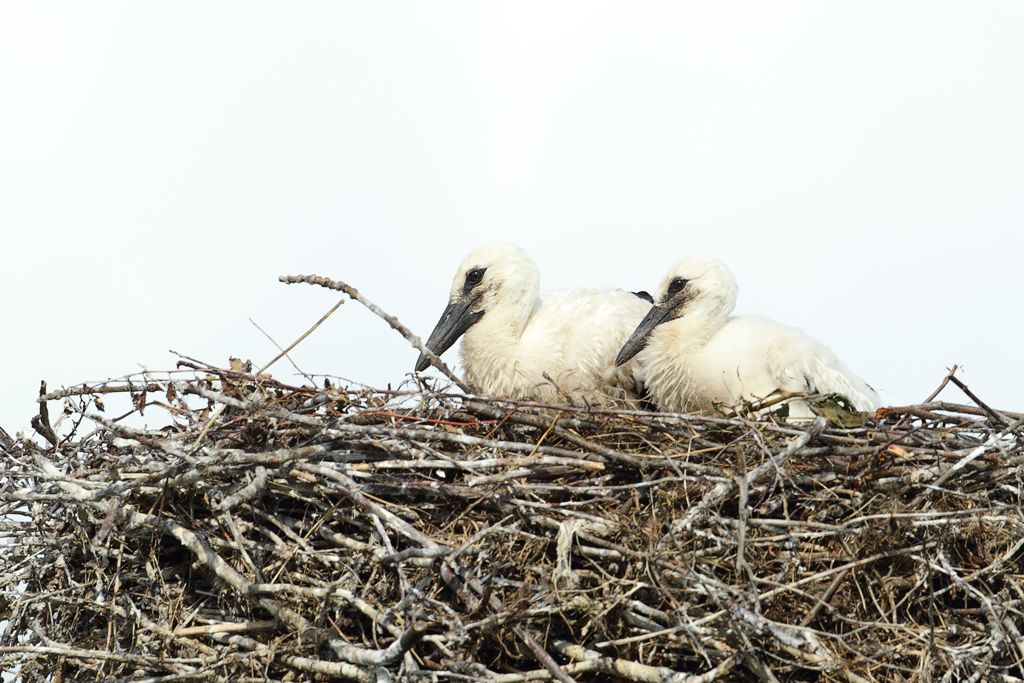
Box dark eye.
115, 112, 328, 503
667, 277, 688, 297
465, 268, 486, 287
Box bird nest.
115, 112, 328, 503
2, 362, 1023, 683
1, 274, 1022, 682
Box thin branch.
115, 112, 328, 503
279, 273, 472, 392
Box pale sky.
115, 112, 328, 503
2, 2, 1022, 433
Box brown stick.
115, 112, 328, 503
31, 381, 58, 446
947, 374, 1012, 426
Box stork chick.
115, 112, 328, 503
416, 243, 652, 404
615, 256, 879, 417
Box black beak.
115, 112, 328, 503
615, 304, 674, 367
414, 297, 484, 372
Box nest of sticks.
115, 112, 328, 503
1, 276, 1023, 682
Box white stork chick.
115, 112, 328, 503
615, 256, 880, 417
415, 242, 653, 404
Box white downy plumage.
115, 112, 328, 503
415, 242, 653, 404
615, 256, 880, 417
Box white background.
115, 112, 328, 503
2, 2, 1021, 433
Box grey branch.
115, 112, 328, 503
279, 273, 472, 392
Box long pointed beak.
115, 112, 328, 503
414, 297, 484, 372
615, 304, 673, 367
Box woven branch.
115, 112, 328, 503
2, 308, 1023, 681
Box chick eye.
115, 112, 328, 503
465, 268, 486, 287
667, 277, 688, 296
